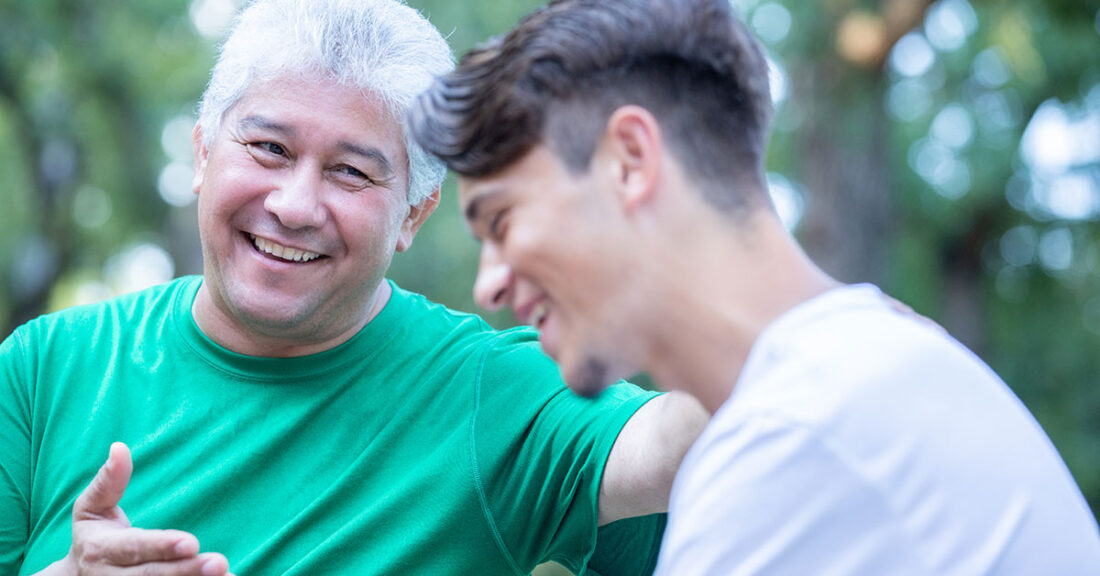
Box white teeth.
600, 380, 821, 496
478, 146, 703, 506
249, 234, 321, 263
530, 302, 548, 328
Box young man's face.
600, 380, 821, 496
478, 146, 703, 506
192, 74, 434, 355
458, 145, 643, 396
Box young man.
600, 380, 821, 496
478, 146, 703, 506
0, 1, 706, 574
409, 0, 1100, 572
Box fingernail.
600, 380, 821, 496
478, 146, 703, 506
201, 556, 227, 576
175, 538, 199, 556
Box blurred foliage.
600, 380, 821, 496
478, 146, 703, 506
1, 1, 1099, 574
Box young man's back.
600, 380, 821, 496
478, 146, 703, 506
659, 284, 1100, 574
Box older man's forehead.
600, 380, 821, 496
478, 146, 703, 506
234, 76, 408, 160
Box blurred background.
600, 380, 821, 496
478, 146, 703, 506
1, 0, 1098, 570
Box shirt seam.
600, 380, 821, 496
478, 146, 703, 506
469, 336, 527, 576
13, 327, 33, 557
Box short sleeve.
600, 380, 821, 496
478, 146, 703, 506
580, 513, 665, 576
470, 329, 661, 574
0, 328, 34, 574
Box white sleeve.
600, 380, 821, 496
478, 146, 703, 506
656, 415, 932, 576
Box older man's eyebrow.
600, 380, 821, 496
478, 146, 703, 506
238, 115, 295, 136
338, 142, 395, 178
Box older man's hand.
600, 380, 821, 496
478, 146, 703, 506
34, 443, 232, 576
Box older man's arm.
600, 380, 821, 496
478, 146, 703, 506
598, 391, 710, 526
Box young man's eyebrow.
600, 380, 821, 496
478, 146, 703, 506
465, 195, 484, 223
464, 189, 502, 224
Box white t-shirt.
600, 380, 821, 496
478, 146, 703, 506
655, 284, 1100, 575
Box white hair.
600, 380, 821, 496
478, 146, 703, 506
197, 0, 454, 205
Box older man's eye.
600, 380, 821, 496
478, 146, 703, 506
248, 141, 287, 157
257, 142, 286, 156
339, 165, 365, 178
333, 165, 375, 188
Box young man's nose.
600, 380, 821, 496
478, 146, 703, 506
473, 244, 513, 311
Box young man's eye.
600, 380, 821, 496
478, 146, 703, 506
488, 209, 509, 240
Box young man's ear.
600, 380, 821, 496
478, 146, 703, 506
192, 123, 209, 195
603, 105, 664, 212
396, 189, 441, 252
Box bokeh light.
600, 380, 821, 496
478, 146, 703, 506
924, 0, 978, 53
891, 33, 936, 78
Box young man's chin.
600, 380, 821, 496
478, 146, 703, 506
565, 356, 615, 398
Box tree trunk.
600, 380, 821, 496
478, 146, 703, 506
794, 61, 894, 286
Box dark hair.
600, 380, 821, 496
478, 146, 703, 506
408, 0, 774, 212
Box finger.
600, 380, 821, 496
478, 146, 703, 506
74, 442, 134, 520
74, 442, 134, 521
105, 553, 230, 576
93, 528, 203, 565
197, 553, 230, 576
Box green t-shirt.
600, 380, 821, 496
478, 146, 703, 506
0, 276, 663, 575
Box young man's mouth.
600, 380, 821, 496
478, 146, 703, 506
516, 298, 549, 330
529, 301, 549, 329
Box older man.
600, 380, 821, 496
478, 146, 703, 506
0, 1, 705, 574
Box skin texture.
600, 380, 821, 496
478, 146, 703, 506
191, 74, 437, 358
598, 390, 709, 525
461, 144, 647, 398
459, 106, 837, 413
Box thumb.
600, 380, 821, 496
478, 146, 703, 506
73, 442, 133, 522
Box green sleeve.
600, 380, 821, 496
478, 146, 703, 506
582, 514, 666, 576
0, 328, 33, 574
471, 329, 663, 574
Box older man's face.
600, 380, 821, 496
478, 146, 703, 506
191, 73, 431, 355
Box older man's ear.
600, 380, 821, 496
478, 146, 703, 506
192, 124, 209, 195
396, 189, 440, 253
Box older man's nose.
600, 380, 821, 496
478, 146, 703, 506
264, 171, 327, 230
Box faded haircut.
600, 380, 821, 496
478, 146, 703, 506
408, 0, 774, 213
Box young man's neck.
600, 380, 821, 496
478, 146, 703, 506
643, 210, 838, 413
